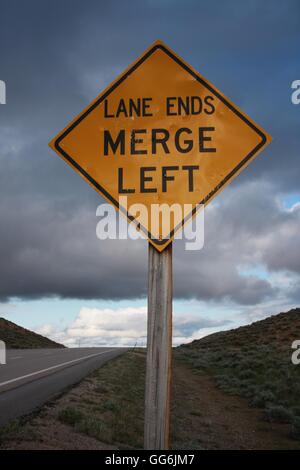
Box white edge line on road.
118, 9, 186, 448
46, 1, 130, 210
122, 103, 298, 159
0, 349, 115, 388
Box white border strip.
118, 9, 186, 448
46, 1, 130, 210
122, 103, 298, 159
0, 349, 114, 388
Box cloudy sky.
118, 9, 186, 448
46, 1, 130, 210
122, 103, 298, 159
0, 0, 299, 347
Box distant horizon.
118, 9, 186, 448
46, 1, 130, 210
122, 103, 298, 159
2, 305, 299, 349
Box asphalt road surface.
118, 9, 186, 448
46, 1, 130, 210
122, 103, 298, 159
0, 347, 126, 427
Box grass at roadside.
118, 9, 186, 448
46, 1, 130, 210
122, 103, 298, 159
175, 309, 300, 439
0, 349, 205, 449
1, 331, 300, 449
55, 349, 146, 448
0, 350, 146, 449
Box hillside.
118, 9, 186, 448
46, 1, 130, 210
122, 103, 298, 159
1, 310, 300, 449
176, 308, 300, 438
0, 318, 65, 349
183, 307, 300, 351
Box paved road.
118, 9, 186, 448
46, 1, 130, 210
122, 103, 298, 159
0, 347, 126, 427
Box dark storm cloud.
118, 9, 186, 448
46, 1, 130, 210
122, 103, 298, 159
1, 177, 298, 305
0, 0, 299, 303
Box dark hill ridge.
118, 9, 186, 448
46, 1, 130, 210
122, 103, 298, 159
184, 307, 300, 352
176, 308, 300, 435
0, 317, 65, 349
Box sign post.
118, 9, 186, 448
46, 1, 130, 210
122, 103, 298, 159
49, 40, 271, 450
144, 242, 173, 449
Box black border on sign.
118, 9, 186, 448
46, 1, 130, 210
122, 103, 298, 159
54, 44, 267, 248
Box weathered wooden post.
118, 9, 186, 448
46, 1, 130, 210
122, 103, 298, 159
144, 242, 173, 450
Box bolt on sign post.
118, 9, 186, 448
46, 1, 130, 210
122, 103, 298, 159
49, 40, 271, 449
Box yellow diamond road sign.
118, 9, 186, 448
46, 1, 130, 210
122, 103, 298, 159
49, 40, 271, 252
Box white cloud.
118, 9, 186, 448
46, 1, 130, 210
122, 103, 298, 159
34, 305, 232, 348
67, 306, 147, 342
35, 323, 56, 336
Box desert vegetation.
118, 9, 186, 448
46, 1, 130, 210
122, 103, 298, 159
176, 308, 300, 438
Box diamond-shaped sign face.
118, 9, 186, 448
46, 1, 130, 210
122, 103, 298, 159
49, 40, 271, 252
